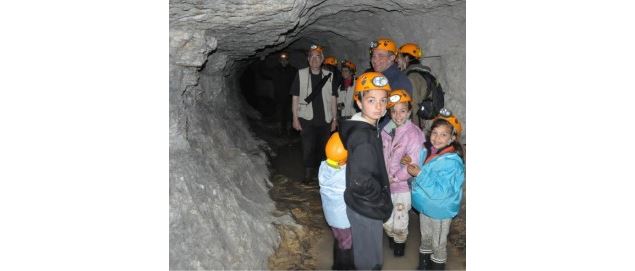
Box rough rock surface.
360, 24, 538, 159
169, 0, 465, 269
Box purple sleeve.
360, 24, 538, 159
394, 129, 424, 182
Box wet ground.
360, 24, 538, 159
250, 118, 465, 270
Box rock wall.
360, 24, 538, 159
169, 0, 465, 269
170, 28, 279, 269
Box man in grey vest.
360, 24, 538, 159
291, 44, 339, 183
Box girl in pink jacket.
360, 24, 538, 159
380, 89, 425, 257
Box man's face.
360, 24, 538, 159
279, 57, 289, 67
371, 48, 396, 72
308, 50, 324, 69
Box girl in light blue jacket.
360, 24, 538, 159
405, 111, 465, 270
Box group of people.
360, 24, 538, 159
298, 38, 466, 270
260, 37, 465, 270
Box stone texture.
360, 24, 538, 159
169, 0, 465, 269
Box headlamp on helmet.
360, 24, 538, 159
439, 108, 452, 117
370, 38, 397, 55
309, 44, 324, 54
386, 89, 412, 109
353, 72, 392, 102
433, 108, 462, 137
372, 76, 388, 87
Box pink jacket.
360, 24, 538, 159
381, 120, 425, 194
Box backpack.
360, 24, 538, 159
407, 66, 445, 120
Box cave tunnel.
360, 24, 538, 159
170, 0, 466, 269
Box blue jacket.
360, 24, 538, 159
411, 148, 465, 219
318, 161, 350, 228
383, 63, 413, 96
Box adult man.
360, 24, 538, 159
259, 52, 298, 135
370, 38, 413, 96
291, 44, 339, 183
370, 37, 413, 129
397, 43, 436, 129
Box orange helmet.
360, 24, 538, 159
354, 72, 391, 102
399, 43, 423, 59
308, 44, 324, 55
324, 56, 338, 66
434, 108, 462, 137
341, 59, 356, 73
325, 132, 348, 168
370, 37, 397, 55
387, 89, 412, 109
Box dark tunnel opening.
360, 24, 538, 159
239, 59, 277, 120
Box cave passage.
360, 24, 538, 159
170, 1, 465, 269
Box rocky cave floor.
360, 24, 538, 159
249, 116, 466, 270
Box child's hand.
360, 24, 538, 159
401, 155, 412, 165
407, 164, 420, 177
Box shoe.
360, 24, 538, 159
393, 242, 405, 257
428, 259, 445, 270
332, 244, 355, 270
417, 253, 431, 270
339, 248, 355, 270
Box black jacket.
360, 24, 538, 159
259, 61, 298, 100
339, 118, 393, 221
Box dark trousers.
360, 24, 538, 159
347, 206, 384, 270
299, 118, 331, 169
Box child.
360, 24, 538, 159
380, 89, 425, 257
338, 72, 394, 270
405, 108, 465, 270
318, 132, 354, 270
337, 60, 357, 119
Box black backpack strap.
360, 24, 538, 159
304, 72, 332, 104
